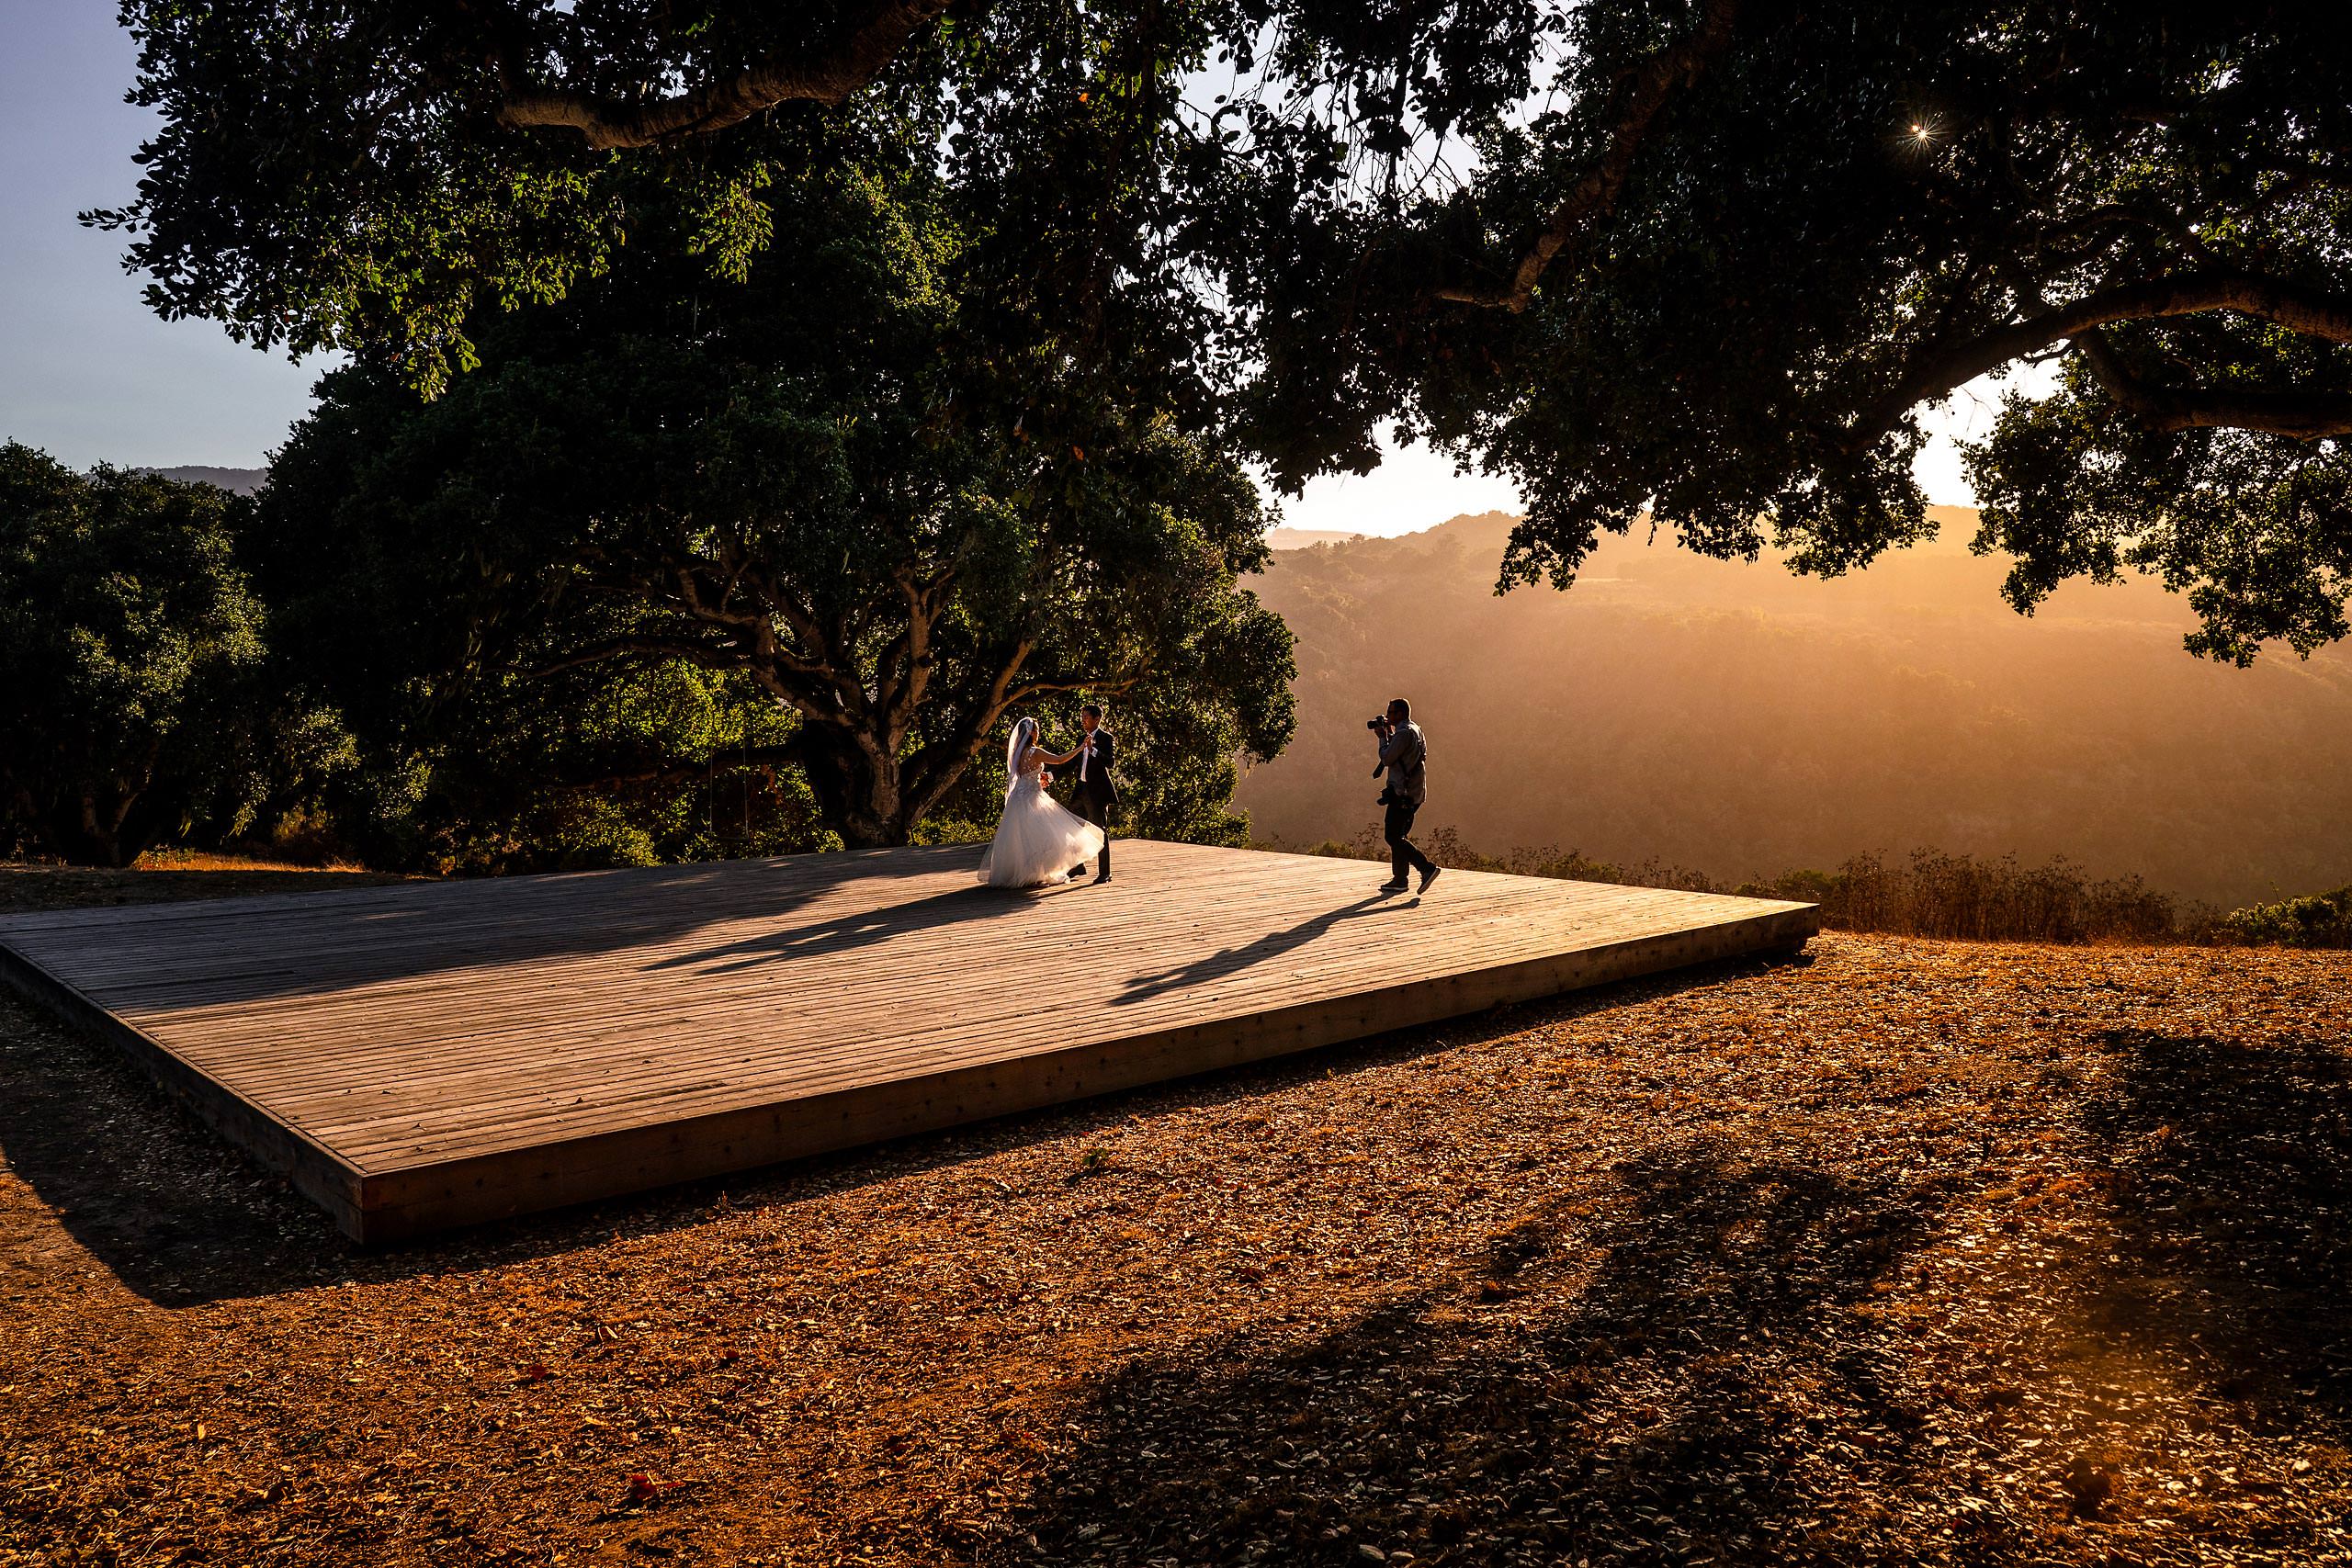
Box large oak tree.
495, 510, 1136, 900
1208, 0, 2352, 661
256, 147, 1295, 848
98, 0, 2352, 660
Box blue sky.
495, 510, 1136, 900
0, 4, 2013, 535
0, 1, 331, 473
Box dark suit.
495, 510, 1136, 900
1067, 728, 1117, 876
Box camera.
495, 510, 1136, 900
1365, 716, 1390, 731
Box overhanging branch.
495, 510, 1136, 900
2076, 330, 2352, 440
1436, 0, 1741, 311
493, 1, 959, 149
1854, 267, 2352, 446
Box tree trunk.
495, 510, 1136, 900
793, 727, 911, 849
64, 784, 129, 868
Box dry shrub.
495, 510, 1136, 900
1756, 850, 2180, 943
1283, 830, 2335, 946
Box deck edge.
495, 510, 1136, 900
0, 939, 373, 1241
347, 901, 1819, 1243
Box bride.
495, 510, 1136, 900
979, 716, 1107, 888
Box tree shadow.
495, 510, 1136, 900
2080, 1027, 2351, 1434
1114, 893, 1419, 1005
0, 847, 967, 1010
642, 880, 1046, 976
0, 942, 1808, 1310
0, 864, 413, 914
1012, 1138, 1996, 1565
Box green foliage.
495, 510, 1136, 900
0, 446, 349, 865
1198, 3, 2352, 662
341, 665, 841, 877
255, 138, 1294, 850
245, 381, 849, 874
1968, 360, 2352, 664
907, 816, 992, 847
94, 2, 653, 395
88, 0, 1238, 402
104, 2, 2352, 664
2218, 886, 2352, 949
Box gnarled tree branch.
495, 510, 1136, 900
1437, 0, 1741, 311
494, 0, 960, 149
2076, 329, 2352, 440
525, 635, 741, 678
1853, 267, 2352, 447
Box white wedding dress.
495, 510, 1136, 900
979, 718, 1107, 888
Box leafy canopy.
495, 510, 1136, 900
1198, 1, 2352, 661
99, 0, 2352, 660
257, 127, 1295, 849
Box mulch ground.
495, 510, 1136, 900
1, 864, 2346, 1566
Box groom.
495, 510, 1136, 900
1064, 703, 1118, 884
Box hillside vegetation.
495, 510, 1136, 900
1243, 510, 2352, 909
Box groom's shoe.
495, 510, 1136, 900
1069, 865, 1090, 880
1093, 871, 1112, 884
1378, 878, 1410, 894
1418, 865, 1442, 894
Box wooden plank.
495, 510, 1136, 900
353, 907, 1815, 1240
0, 842, 1816, 1242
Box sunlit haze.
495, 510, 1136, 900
1279, 362, 2062, 538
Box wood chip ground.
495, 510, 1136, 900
1, 865, 2345, 1566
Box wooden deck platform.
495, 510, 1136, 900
0, 841, 1816, 1243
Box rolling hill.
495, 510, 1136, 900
1266, 526, 1364, 550
144, 466, 267, 493
1235, 508, 2352, 908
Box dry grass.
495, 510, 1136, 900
1, 867, 2347, 1566
130, 849, 379, 874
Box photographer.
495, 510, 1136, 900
1369, 698, 1439, 895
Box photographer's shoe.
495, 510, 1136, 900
1378, 878, 1410, 894
1418, 866, 1441, 894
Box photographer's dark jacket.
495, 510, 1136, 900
1375, 721, 1428, 806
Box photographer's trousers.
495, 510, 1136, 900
1385, 800, 1435, 883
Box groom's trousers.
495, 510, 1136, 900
1076, 793, 1112, 875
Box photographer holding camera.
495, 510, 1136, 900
1369, 698, 1439, 895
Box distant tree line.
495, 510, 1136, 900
1, 448, 328, 867
0, 443, 784, 869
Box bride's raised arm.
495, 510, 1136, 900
1034, 741, 1082, 766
